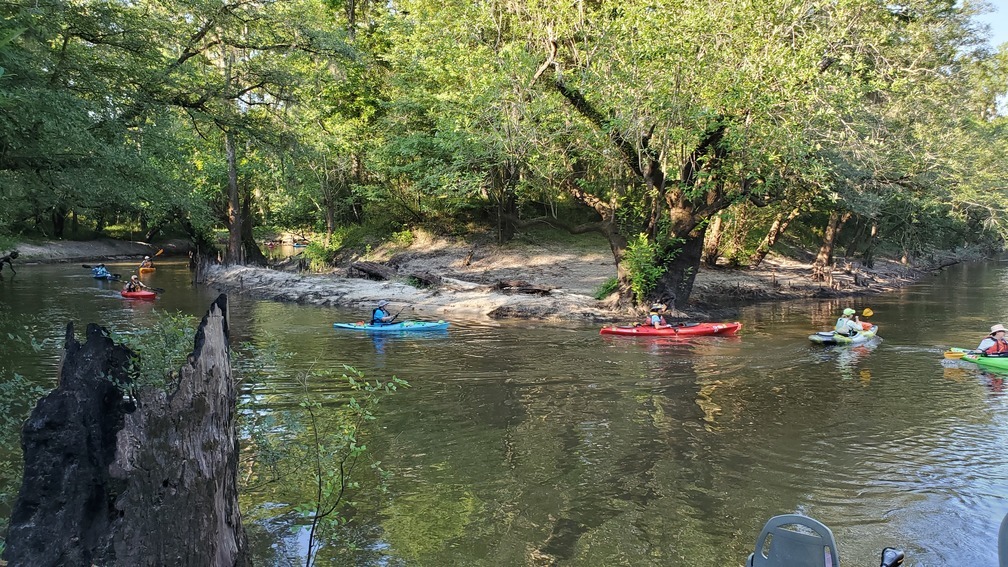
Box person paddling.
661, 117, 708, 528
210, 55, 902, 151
648, 303, 668, 328
139, 255, 153, 269
976, 324, 1008, 356
92, 264, 111, 278
835, 307, 861, 336
371, 299, 396, 325
124, 274, 149, 293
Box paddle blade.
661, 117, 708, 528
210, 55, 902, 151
862, 308, 874, 317
155, 248, 164, 256
944, 350, 965, 359
151, 287, 165, 293
81, 264, 93, 269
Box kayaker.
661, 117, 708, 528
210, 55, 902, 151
92, 264, 111, 278
976, 324, 1008, 356
139, 255, 153, 269
124, 275, 149, 293
371, 299, 395, 325
835, 307, 861, 336
648, 303, 668, 327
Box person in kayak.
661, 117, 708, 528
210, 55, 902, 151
124, 274, 150, 293
371, 299, 395, 325
92, 264, 111, 278
835, 307, 861, 336
976, 324, 1008, 356
648, 303, 668, 328
139, 255, 154, 269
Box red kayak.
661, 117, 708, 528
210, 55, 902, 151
600, 321, 742, 337
121, 290, 157, 300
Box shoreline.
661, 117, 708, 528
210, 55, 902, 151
7, 236, 968, 322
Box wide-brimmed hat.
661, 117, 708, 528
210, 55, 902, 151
649, 302, 667, 312
843, 308, 856, 316
377, 299, 389, 307
991, 324, 1006, 335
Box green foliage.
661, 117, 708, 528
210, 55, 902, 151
390, 229, 414, 247
110, 311, 197, 391
0, 325, 53, 552
302, 242, 341, 271
621, 233, 667, 304
593, 277, 619, 300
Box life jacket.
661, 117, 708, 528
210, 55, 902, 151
835, 317, 857, 336
984, 338, 1008, 356
371, 308, 385, 325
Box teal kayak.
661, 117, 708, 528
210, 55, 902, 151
808, 325, 879, 345
333, 320, 449, 332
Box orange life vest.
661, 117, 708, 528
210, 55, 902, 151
984, 338, 1008, 355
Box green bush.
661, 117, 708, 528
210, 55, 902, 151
110, 310, 197, 391
621, 233, 667, 304
593, 277, 619, 300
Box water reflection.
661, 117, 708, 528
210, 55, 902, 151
6, 262, 1008, 565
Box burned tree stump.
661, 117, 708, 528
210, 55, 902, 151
4, 294, 249, 567
3, 323, 134, 567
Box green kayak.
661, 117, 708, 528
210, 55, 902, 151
962, 352, 1008, 372
809, 325, 879, 345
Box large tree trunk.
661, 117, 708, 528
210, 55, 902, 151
749, 206, 801, 268
652, 228, 706, 309
702, 214, 723, 266
813, 211, 851, 280
3, 295, 249, 567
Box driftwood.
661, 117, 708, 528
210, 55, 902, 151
491, 279, 554, 295
407, 271, 442, 288
350, 261, 396, 280
4, 294, 249, 567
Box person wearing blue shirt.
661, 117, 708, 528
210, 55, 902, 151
371, 299, 395, 325
648, 303, 668, 328
92, 264, 111, 278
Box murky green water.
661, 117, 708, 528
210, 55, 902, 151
2, 260, 1008, 565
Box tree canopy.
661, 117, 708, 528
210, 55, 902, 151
1, 0, 1006, 305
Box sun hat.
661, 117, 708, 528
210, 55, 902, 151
130, 275, 139, 280
991, 324, 1006, 335
843, 308, 856, 316
650, 302, 666, 312
377, 299, 389, 307
144, 255, 150, 260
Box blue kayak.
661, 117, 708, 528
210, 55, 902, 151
93, 274, 120, 281
333, 320, 449, 332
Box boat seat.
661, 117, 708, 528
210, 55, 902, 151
999, 510, 1008, 566
746, 514, 839, 567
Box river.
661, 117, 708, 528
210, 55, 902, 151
1, 260, 1007, 566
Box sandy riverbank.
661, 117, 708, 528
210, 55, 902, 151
4, 233, 958, 322
200, 233, 948, 322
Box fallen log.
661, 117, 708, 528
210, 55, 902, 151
350, 261, 396, 280
491, 279, 554, 295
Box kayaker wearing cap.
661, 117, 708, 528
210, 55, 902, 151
140, 255, 153, 269
834, 307, 861, 336
371, 299, 395, 325
648, 303, 668, 328
976, 324, 1008, 356
124, 274, 149, 293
